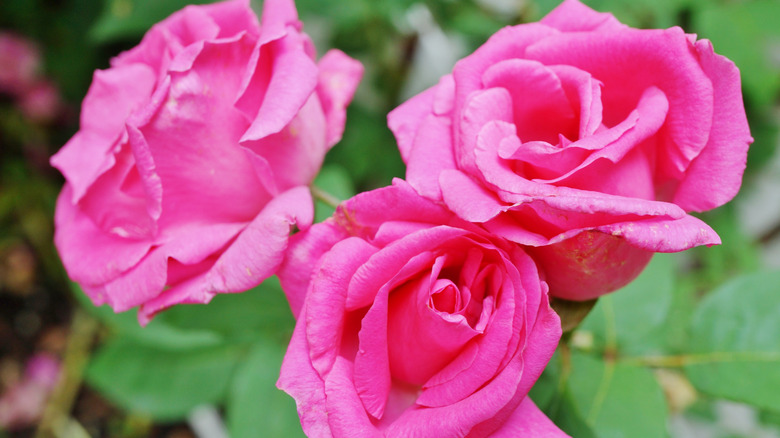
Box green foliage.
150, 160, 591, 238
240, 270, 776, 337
685, 271, 780, 412
86, 339, 242, 421
226, 341, 305, 438
77, 277, 298, 426
578, 255, 675, 356
157, 276, 295, 345
312, 164, 356, 223
568, 353, 669, 438
6, 0, 780, 434
692, 0, 780, 107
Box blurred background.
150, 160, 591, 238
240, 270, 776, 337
1, 0, 779, 437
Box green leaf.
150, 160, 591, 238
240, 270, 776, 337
158, 276, 295, 345
312, 164, 356, 223
226, 341, 305, 438
86, 339, 243, 421
530, 352, 598, 438
577, 255, 675, 355
692, 0, 780, 106
89, 0, 217, 44
684, 271, 780, 412
568, 352, 669, 438
71, 283, 224, 351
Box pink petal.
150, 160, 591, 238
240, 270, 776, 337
241, 94, 327, 192
335, 179, 455, 237
200, 0, 260, 39
53, 185, 152, 289
50, 64, 156, 202
489, 398, 569, 437
238, 33, 319, 142
481, 59, 577, 144
405, 114, 457, 201
323, 357, 384, 437
439, 169, 518, 223
277, 307, 334, 438
387, 85, 437, 163
204, 186, 313, 293
306, 237, 379, 375
102, 246, 167, 312
456, 87, 514, 173
530, 231, 654, 301
526, 27, 714, 176
136, 36, 271, 228
278, 221, 350, 318
673, 39, 752, 211
259, 0, 300, 45
354, 282, 393, 419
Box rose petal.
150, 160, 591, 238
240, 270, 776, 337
672, 39, 752, 211
53, 186, 152, 289
50, 64, 156, 202
488, 398, 570, 437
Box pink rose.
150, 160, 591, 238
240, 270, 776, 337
388, 0, 752, 300
277, 181, 564, 437
50, 0, 362, 323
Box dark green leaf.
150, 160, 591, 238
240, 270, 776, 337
685, 271, 780, 412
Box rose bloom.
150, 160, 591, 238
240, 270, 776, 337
388, 0, 752, 300
50, 0, 362, 322
277, 181, 565, 437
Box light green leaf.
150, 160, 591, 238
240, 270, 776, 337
578, 255, 675, 355
226, 341, 305, 438
86, 340, 242, 421
312, 164, 356, 223
568, 352, 669, 438
685, 271, 780, 412
693, 0, 780, 106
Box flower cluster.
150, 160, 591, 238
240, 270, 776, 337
51, 0, 750, 436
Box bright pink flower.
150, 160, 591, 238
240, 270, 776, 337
277, 181, 565, 437
50, 0, 362, 323
389, 0, 752, 300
